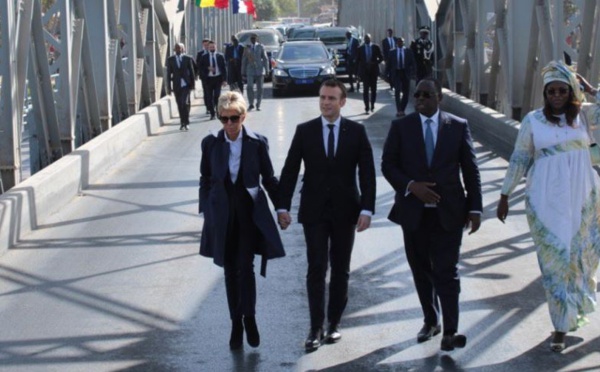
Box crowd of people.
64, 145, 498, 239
164, 25, 600, 356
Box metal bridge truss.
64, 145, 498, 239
339, 0, 600, 120
0, 0, 173, 193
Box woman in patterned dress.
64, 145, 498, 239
497, 60, 600, 352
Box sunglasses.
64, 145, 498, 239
219, 115, 242, 124
545, 87, 569, 96
413, 91, 435, 99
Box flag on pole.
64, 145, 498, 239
237, 0, 248, 14
215, 0, 229, 9
244, 0, 256, 18
199, 0, 215, 7
232, 0, 239, 14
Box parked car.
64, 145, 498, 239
315, 26, 361, 76
236, 29, 285, 81
271, 41, 337, 96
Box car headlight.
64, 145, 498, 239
321, 66, 336, 75
273, 69, 288, 77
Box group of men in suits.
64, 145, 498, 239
344, 28, 418, 117
275, 77, 482, 353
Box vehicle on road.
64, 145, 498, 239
271, 41, 337, 96
316, 26, 361, 76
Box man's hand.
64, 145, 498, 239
356, 215, 371, 232
464, 213, 481, 235
408, 182, 440, 204
496, 195, 509, 223
277, 211, 291, 230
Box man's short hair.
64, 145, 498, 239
419, 77, 442, 94
320, 79, 347, 99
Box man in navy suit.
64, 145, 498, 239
381, 78, 482, 352
277, 79, 376, 352
345, 31, 359, 92
381, 28, 397, 91
198, 40, 227, 120
225, 35, 245, 94
356, 34, 383, 114
387, 37, 416, 117
165, 43, 196, 130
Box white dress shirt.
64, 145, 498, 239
225, 132, 242, 183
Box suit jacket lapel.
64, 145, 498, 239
336, 118, 350, 160
214, 131, 230, 180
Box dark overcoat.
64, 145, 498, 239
199, 127, 285, 276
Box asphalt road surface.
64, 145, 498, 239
1, 81, 600, 371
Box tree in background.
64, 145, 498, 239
255, 0, 280, 20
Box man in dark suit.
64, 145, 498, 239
198, 40, 227, 120
381, 78, 482, 352
387, 37, 416, 117
381, 28, 397, 91
356, 34, 383, 114
225, 35, 245, 94
165, 43, 196, 131
345, 31, 359, 92
277, 79, 376, 352
195, 39, 210, 115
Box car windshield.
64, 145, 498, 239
280, 44, 328, 62
238, 32, 280, 46
289, 29, 317, 40
316, 30, 347, 45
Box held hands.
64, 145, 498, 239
277, 211, 291, 230
496, 195, 509, 223
409, 182, 440, 204
356, 215, 371, 232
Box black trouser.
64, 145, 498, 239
200, 78, 209, 112
347, 60, 356, 89
393, 70, 410, 112
362, 73, 378, 109
173, 86, 191, 125
303, 217, 356, 330
402, 208, 463, 335
228, 61, 244, 94
224, 174, 259, 320
206, 76, 223, 116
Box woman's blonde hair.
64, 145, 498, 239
217, 91, 247, 116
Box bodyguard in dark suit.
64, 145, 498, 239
199, 91, 285, 350
356, 34, 383, 114
381, 78, 482, 352
345, 31, 359, 92
225, 35, 245, 94
165, 43, 196, 130
387, 37, 416, 117
381, 28, 397, 90
195, 39, 210, 115
277, 79, 376, 351
198, 41, 227, 120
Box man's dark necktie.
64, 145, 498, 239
327, 124, 335, 161
425, 118, 434, 166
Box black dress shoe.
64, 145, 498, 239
325, 324, 341, 344
248, 104, 255, 111
305, 328, 323, 351
365, 107, 370, 114
441, 334, 467, 351
243, 316, 260, 347
417, 324, 441, 343
210, 114, 216, 120
229, 318, 243, 350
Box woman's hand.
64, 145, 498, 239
496, 194, 509, 223
577, 73, 597, 95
